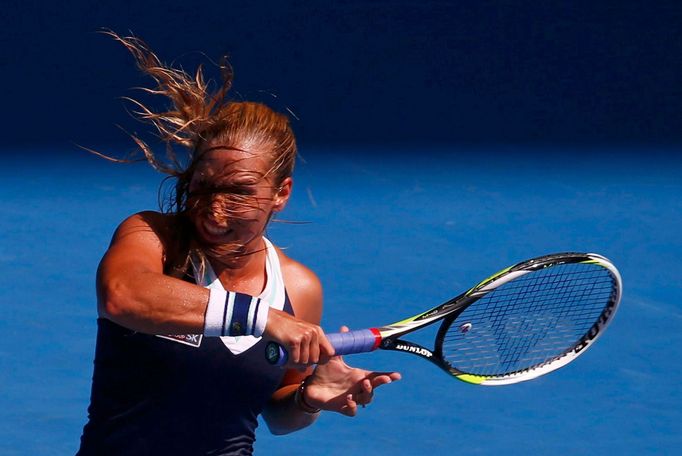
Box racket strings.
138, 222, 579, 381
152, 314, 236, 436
442, 263, 616, 377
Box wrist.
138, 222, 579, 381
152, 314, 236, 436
294, 375, 321, 415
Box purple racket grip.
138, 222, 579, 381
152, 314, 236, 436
327, 329, 379, 355
266, 328, 380, 366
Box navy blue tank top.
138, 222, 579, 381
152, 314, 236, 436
77, 295, 294, 455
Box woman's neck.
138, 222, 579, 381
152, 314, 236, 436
208, 238, 268, 295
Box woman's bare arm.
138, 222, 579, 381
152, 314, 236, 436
97, 212, 334, 366
96, 211, 210, 334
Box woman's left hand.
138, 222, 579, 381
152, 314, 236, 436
302, 326, 402, 416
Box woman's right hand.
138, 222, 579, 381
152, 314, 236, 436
265, 308, 335, 366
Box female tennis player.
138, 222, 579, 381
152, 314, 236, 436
77, 32, 400, 455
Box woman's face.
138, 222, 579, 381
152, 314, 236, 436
187, 146, 290, 258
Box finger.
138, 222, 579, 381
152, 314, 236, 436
368, 371, 402, 386
309, 329, 320, 364
289, 340, 301, 365
355, 379, 374, 405
343, 393, 358, 417
299, 331, 311, 365
318, 332, 335, 360
369, 376, 397, 389
355, 391, 374, 406
362, 378, 372, 393
372, 375, 394, 386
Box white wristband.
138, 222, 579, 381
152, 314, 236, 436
252, 297, 269, 337
204, 288, 269, 337
204, 287, 228, 336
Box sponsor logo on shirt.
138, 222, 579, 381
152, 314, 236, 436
157, 334, 203, 347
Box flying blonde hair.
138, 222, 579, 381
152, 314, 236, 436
96, 31, 299, 274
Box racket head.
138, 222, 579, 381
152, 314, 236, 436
434, 252, 622, 386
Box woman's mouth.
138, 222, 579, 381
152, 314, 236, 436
199, 220, 233, 242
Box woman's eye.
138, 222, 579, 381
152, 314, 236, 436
190, 184, 255, 197
231, 186, 256, 195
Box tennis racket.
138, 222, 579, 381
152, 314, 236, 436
265, 252, 622, 385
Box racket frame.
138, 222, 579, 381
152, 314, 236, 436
370, 252, 622, 385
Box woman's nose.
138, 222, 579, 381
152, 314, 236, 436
209, 195, 230, 223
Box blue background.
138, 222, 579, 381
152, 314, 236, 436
1, 1, 681, 454
3, 0, 682, 148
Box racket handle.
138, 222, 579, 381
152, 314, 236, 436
328, 329, 380, 355
265, 328, 381, 366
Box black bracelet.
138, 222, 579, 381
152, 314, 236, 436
294, 375, 321, 414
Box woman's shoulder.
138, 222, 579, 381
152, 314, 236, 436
112, 211, 191, 273
114, 211, 186, 242
273, 245, 323, 323
117, 210, 176, 230
274, 246, 322, 292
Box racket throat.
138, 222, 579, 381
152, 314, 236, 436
382, 338, 453, 373
382, 339, 435, 361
